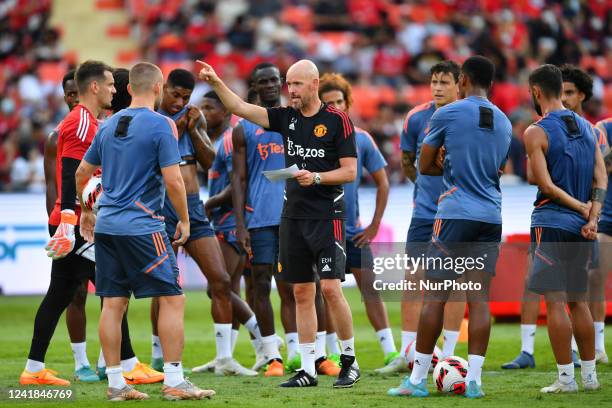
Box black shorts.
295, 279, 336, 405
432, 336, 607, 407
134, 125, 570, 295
528, 227, 591, 296
278, 218, 346, 283
48, 224, 95, 283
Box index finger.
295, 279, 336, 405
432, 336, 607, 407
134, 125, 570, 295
196, 60, 210, 69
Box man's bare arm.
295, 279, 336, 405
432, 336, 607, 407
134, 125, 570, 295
419, 143, 443, 176
231, 125, 248, 231
44, 131, 58, 216
524, 125, 589, 216
401, 151, 417, 182
197, 60, 269, 128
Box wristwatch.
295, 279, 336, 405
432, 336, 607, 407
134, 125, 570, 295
313, 173, 321, 185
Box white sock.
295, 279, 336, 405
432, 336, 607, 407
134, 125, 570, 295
71, 342, 90, 370
340, 337, 358, 368
520, 324, 536, 355
315, 331, 326, 360
580, 359, 596, 381
409, 351, 432, 385
25, 359, 44, 373
299, 342, 316, 377
214, 323, 233, 360
441, 330, 459, 359
97, 350, 106, 368
107, 366, 126, 389
594, 321, 605, 352
231, 329, 239, 353
163, 362, 184, 387
400, 331, 417, 357
557, 362, 574, 384
326, 332, 341, 355
465, 354, 485, 386
571, 335, 578, 352
251, 338, 261, 354
120, 356, 138, 372
244, 316, 262, 341
262, 334, 282, 361
377, 328, 397, 355
152, 335, 163, 359
286, 332, 299, 360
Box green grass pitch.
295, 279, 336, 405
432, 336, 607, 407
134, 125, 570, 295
0, 288, 611, 407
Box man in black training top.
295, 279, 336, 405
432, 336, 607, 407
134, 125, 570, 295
197, 59, 360, 388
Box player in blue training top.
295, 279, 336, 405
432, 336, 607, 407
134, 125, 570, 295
595, 117, 612, 363
319, 72, 397, 368
502, 65, 608, 370
157, 86, 259, 377
76, 62, 214, 401
523, 64, 606, 393
231, 63, 301, 377
385, 61, 467, 377
391, 56, 512, 399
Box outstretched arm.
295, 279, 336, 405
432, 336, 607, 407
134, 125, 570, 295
196, 60, 269, 128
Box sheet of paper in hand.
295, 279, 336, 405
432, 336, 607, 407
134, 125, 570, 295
263, 164, 299, 182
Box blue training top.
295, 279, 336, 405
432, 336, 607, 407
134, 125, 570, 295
84, 107, 181, 235
400, 101, 445, 220
422, 96, 512, 224
241, 119, 286, 229
531, 110, 597, 234
158, 106, 194, 158
208, 128, 235, 232
345, 127, 387, 239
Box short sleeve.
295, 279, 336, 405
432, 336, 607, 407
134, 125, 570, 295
335, 114, 357, 158
265, 107, 290, 133
360, 132, 387, 173
422, 109, 446, 148
400, 114, 418, 152
158, 119, 181, 168
83, 130, 102, 166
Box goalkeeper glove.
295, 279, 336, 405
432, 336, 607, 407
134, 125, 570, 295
46, 210, 77, 259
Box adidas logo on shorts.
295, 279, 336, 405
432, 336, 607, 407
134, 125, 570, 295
322, 264, 331, 272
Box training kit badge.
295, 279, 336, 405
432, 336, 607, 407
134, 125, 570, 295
313, 124, 327, 137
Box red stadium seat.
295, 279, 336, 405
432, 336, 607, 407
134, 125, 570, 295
604, 84, 612, 114
281, 6, 313, 33
159, 61, 193, 79
106, 24, 130, 38
95, 0, 124, 11
37, 62, 68, 83
116, 49, 140, 64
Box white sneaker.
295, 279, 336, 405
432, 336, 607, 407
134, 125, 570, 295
374, 355, 409, 375
214, 358, 258, 376
192, 359, 217, 373
540, 379, 578, 393
582, 372, 600, 391
252, 344, 267, 371
595, 350, 609, 364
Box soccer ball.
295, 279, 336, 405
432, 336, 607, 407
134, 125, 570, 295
82, 176, 103, 213
432, 356, 468, 394
405, 340, 441, 371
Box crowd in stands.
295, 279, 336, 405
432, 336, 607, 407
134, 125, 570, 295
1, 0, 611, 191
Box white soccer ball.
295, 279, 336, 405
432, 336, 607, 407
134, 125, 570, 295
432, 356, 468, 394
405, 340, 442, 371
82, 176, 103, 214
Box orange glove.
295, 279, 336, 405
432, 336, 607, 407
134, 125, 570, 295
46, 210, 77, 259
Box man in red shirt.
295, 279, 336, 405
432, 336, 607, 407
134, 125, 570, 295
20, 60, 115, 386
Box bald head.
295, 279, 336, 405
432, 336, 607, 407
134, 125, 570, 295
286, 60, 321, 113
287, 59, 319, 81
129, 62, 163, 95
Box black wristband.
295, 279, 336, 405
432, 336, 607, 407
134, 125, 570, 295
591, 187, 607, 204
